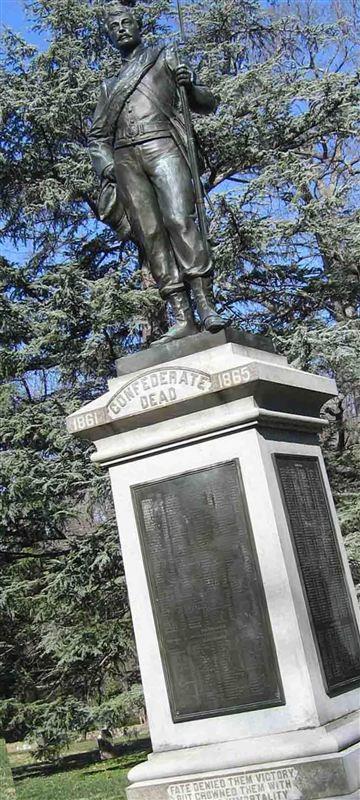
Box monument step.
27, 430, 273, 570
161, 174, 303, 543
114, 329, 276, 376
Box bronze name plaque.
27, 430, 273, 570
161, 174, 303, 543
275, 454, 360, 695
132, 460, 283, 722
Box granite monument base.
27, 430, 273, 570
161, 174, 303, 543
66, 330, 360, 800
127, 741, 359, 800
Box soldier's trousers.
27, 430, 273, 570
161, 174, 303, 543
114, 137, 211, 298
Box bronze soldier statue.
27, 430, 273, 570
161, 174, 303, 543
89, 1, 226, 345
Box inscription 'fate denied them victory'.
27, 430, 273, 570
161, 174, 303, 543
167, 767, 301, 800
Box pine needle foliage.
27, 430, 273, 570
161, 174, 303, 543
0, 0, 359, 751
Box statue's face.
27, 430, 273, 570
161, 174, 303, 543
107, 12, 141, 52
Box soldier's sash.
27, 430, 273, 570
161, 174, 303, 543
97, 46, 165, 239
105, 45, 165, 137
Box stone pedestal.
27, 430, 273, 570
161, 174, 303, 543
67, 331, 360, 800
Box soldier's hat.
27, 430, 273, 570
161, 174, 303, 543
103, 0, 138, 23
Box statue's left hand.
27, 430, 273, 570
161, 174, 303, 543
175, 63, 193, 88
103, 163, 116, 182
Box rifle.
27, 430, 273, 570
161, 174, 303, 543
174, 0, 211, 259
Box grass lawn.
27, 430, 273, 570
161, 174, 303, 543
7, 738, 152, 800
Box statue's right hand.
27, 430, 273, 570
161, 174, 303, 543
103, 163, 116, 182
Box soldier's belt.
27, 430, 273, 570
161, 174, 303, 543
114, 120, 172, 148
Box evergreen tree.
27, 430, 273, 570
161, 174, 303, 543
0, 0, 359, 752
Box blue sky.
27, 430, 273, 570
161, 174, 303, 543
0, 0, 341, 32
1, 0, 44, 45
1, 0, 354, 271
1, 0, 28, 31
0, 0, 40, 262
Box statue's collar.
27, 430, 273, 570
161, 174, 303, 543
121, 43, 147, 63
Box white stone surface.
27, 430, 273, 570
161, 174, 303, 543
127, 714, 360, 782
66, 343, 337, 462
67, 342, 360, 792
93, 398, 326, 466
127, 740, 360, 798
109, 428, 359, 759
259, 437, 360, 727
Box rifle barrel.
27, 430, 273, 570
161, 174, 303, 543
175, 42, 211, 259
176, 0, 186, 43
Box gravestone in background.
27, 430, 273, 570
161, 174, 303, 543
0, 740, 16, 800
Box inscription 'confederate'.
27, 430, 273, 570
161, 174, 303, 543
107, 366, 212, 417
66, 362, 256, 432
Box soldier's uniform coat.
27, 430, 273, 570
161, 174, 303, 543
89, 43, 217, 296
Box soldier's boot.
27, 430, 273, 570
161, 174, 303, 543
189, 275, 226, 332
152, 290, 198, 346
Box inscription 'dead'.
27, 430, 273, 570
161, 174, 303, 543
132, 460, 283, 722
66, 364, 256, 432
107, 364, 255, 419
107, 367, 212, 418
276, 454, 360, 695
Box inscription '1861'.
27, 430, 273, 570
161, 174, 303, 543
275, 455, 360, 695
132, 460, 283, 722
